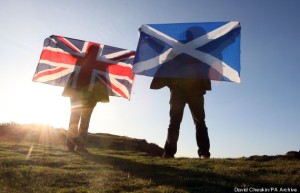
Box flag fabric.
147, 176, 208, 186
33, 35, 135, 99
133, 22, 241, 83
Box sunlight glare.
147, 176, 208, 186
26, 145, 34, 160
7, 83, 70, 128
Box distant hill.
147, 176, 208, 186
0, 123, 163, 156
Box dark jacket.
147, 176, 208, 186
62, 75, 109, 103
150, 77, 211, 92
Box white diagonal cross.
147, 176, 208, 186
133, 22, 240, 82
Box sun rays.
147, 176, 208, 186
0, 123, 67, 159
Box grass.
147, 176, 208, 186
0, 140, 300, 193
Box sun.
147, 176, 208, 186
6, 83, 70, 128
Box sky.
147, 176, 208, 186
0, 0, 299, 158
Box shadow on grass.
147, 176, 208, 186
78, 151, 284, 193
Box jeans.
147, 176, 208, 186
164, 88, 210, 157
67, 97, 97, 149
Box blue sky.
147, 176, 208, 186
0, 0, 299, 158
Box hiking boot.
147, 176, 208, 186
75, 145, 89, 153
200, 154, 210, 159
66, 137, 76, 152
162, 153, 174, 158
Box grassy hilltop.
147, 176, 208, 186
0, 123, 299, 193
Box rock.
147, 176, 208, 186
285, 151, 300, 159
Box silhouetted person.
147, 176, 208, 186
150, 26, 212, 159
63, 44, 109, 152
151, 78, 211, 158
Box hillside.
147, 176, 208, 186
0, 123, 163, 156
0, 123, 300, 193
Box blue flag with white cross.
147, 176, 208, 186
133, 22, 241, 83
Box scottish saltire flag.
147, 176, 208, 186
33, 35, 135, 99
133, 22, 241, 83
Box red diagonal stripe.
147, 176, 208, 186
99, 75, 128, 99
33, 67, 67, 81
41, 49, 78, 65
110, 52, 135, 61
56, 36, 81, 53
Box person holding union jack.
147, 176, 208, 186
63, 45, 109, 152
33, 35, 135, 152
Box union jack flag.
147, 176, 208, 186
33, 35, 135, 99
133, 22, 241, 83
